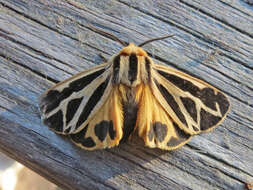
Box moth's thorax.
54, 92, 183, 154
112, 43, 151, 87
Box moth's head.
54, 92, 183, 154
120, 43, 148, 57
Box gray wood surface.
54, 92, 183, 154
0, 0, 253, 189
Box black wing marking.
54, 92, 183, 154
39, 63, 112, 134
151, 64, 230, 135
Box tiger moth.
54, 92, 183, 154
39, 30, 230, 150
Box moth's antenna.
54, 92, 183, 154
138, 34, 175, 47
88, 25, 128, 47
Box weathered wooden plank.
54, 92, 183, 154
180, 0, 253, 37
0, 0, 252, 189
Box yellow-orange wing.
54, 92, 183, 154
136, 85, 192, 150
136, 61, 230, 150
70, 86, 124, 150
39, 62, 125, 150
151, 64, 230, 135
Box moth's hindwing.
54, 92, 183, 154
136, 84, 192, 150
70, 86, 124, 150
151, 64, 230, 136
39, 63, 112, 134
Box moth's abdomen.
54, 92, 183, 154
120, 94, 138, 143
118, 85, 139, 143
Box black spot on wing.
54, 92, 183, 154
94, 121, 108, 142
148, 122, 168, 142
200, 109, 221, 131
109, 123, 116, 140
44, 110, 64, 132
153, 122, 168, 142
41, 68, 105, 114
76, 76, 110, 130
113, 55, 120, 84
157, 70, 230, 114
155, 80, 187, 126
66, 97, 83, 125
120, 90, 138, 143
94, 121, 114, 142
180, 97, 197, 122
128, 53, 138, 83
70, 125, 96, 148
167, 122, 191, 147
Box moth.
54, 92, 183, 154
39, 29, 230, 151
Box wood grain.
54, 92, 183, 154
0, 0, 252, 189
